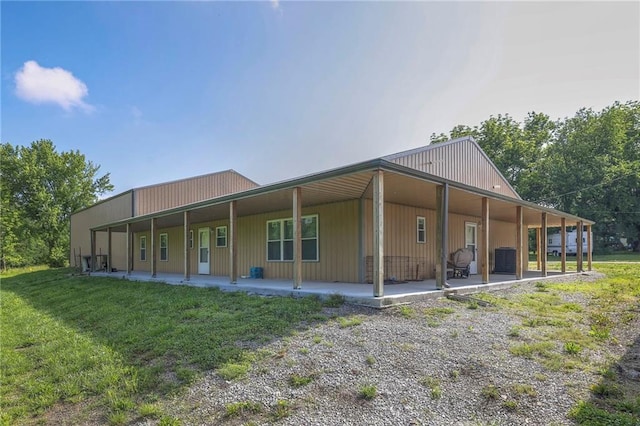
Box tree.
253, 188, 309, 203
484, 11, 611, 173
0, 140, 113, 268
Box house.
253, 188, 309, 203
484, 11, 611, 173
70, 137, 594, 297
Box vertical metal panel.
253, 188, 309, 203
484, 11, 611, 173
134, 171, 258, 216
387, 140, 520, 199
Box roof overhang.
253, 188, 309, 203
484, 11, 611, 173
92, 159, 594, 233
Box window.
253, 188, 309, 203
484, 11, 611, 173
216, 226, 227, 248
159, 233, 168, 261
417, 216, 426, 243
140, 236, 147, 261
267, 215, 318, 261
189, 230, 194, 249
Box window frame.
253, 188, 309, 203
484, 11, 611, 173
417, 216, 426, 244
215, 226, 227, 248
266, 214, 318, 262
189, 230, 194, 249
159, 233, 168, 262
140, 235, 147, 261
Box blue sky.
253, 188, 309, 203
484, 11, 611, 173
2, 1, 638, 195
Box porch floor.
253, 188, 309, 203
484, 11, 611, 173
90, 269, 589, 308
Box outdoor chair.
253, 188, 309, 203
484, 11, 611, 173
447, 248, 473, 279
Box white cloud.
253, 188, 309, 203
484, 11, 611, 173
15, 60, 93, 112
270, 0, 279, 10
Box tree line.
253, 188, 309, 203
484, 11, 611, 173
431, 100, 640, 252
1, 101, 638, 268
1, 140, 113, 268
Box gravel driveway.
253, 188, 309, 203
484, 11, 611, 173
157, 273, 636, 425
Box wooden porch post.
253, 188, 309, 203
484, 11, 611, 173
293, 187, 302, 289
151, 218, 157, 278
480, 197, 489, 284
576, 220, 584, 272
126, 223, 133, 275
372, 170, 384, 297
107, 227, 112, 273
515, 206, 523, 280
587, 224, 592, 271
560, 218, 567, 274
184, 211, 191, 281
536, 228, 541, 270
229, 201, 238, 284
435, 183, 449, 289
541, 213, 548, 277
90, 230, 96, 273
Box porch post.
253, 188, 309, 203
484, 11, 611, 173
107, 227, 112, 273
515, 206, 523, 280
560, 218, 567, 274
151, 218, 157, 278
480, 197, 489, 284
576, 220, 584, 272
541, 213, 548, 277
126, 223, 133, 275
90, 230, 96, 273
435, 183, 449, 289
372, 170, 384, 297
293, 187, 302, 289
184, 211, 191, 281
229, 201, 238, 284
586, 224, 592, 271
536, 228, 541, 270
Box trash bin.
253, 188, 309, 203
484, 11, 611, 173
249, 267, 264, 279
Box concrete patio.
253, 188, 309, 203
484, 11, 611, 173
89, 269, 588, 308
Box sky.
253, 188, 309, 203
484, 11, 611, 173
2, 1, 639, 195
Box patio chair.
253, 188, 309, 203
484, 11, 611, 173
447, 248, 473, 279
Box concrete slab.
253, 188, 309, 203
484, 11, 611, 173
90, 269, 588, 308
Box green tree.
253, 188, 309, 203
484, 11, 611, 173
0, 140, 113, 268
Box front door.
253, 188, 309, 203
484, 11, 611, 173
465, 222, 478, 274
198, 228, 210, 275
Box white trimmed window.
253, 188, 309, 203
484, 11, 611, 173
417, 216, 426, 243
160, 233, 168, 261
189, 230, 194, 249
267, 215, 318, 261
140, 236, 147, 261
216, 226, 227, 248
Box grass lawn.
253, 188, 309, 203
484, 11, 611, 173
0, 267, 327, 425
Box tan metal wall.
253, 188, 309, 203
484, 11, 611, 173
70, 191, 132, 269
134, 170, 258, 216
387, 140, 520, 198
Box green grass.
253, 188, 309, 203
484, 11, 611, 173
358, 384, 377, 400
0, 267, 326, 425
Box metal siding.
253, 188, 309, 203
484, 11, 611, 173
133, 231, 151, 272
489, 220, 517, 272
134, 171, 258, 216
388, 141, 520, 198
70, 192, 132, 268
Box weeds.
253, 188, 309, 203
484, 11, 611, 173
358, 384, 377, 400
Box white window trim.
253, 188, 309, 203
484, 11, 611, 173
266, 214, 319, 262
159, 233, 169, 262
417, 216, 426, 244
140, 235, 147, 262
215, 226, 227, 248
189, 230, 194, 249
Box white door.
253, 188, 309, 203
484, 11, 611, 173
198, 228, 210, 275
465, 222, 478, 274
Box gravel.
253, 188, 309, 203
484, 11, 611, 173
154, 272, 634, 425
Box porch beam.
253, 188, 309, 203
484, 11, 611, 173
184, 211, 191, 281
587, 224, 592, 271
293, 187, 303, 289
107, 227, 112, 273
541, 213, 548, 277
560, 218, 567, 274
576, 220, 584, 272
515, 206, 523, 280
480, 197, 489, 284
435, 183, 449, 289
536, 228, 541, 270
229, 201, 238, 284
126, 223, 133, 275
151, 218, 157, 278
372, 170, 384, 297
